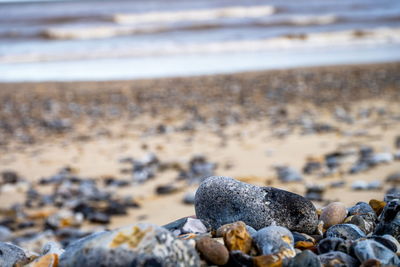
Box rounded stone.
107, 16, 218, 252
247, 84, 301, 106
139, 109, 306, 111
59, 223, 199, 267
195, 236, 229, 265
353, 239, 400, 266
195, 176, 318, 234
348, 202, 374, 216
0, 242, 29, 267
254, 226, 295, 257
320, 202, 347, 229
326, 224, 366, 241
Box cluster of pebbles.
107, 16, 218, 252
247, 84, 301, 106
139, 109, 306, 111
1, 176, 400, 266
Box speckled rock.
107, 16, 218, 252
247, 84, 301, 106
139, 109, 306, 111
286, 250, 322, 267
59, 223, 199, 267
317, 237, 348, 254
318, 251, 359, 267
223, 221, 253, 254
326, 224, 366, 241
195, 176, 318, 234
353, 239, 400, 266
320, 202, 347, 229
0, 242, 29, 267
368, 199, 386, 216
195, 236, 229, 265
254, 226, 295, 258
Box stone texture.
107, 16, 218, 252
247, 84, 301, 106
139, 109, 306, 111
326, 224, 366, 241
223, 221, 253, 254
195, 176, 318, 234
320, 202, 347, 229
318, 251, 359, 267
348, 202, 375, 216
353, 239, 400, 266
0, 242, 29, 267
374, 199, 400, 241
317, 237, 348, 254
59, 223, 199, 267
195, 236, 229, 265
286, 250, 322, 267
254, 226, 295, 258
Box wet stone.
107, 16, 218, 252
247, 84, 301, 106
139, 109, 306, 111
318, 251, 359, 267
286, 250, 322, 267
320, 202, 347, 229
195, 236, 229, 265
317, 237, 348, 254
353, 239, 400, 266
326, 224, 366, 241
0, 242, 29, 267
59, 223, 199, 267
195, 176, 318, 234
254, 226, 295, 258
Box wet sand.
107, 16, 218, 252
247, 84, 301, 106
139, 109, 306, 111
0, 62, 400, 229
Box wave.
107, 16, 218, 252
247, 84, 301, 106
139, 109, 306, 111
113, 5, 276, 24
3, 27, 400, 64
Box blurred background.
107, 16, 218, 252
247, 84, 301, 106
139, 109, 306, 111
1, 0, 400, 81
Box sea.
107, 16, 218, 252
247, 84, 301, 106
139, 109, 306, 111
0, 0, 400, 82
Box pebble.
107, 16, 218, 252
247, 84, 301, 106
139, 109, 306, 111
27, 253, 58, 267
368, 199, 386, 216
195, 236, 229, 265
326, 224, 366, 241
382, 234, 400, 253
228, 250, 253, 267
59, 223, 199, 267
286, 250, 322, 267
374, 199, 400, 240
317, 237, 348, 254
253, 254, 282, 267
254, 226, 295, 258
353, 239, 400, 266
320, 202, 347, 229
275, 166, 302, 182
195, 176, 318, 234
0, 226, 12, 242
348, 202, 375, 216
182, 191, 196, 205
41, 241, 65, 256
386, 172, 400, 184
345, 214, 375, 234
222, 221, 253, 254
14, 231, 59, 254
318, 251, 359, 267
181, 218, 208, 234
0, 242, 29, 267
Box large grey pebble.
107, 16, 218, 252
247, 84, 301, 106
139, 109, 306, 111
326, 224, 366, 240
0, 242, 29, 267
195, 176, 318, 234
254, 225, 295, 257
59, 223, 199, 267
353, 239, 400, 266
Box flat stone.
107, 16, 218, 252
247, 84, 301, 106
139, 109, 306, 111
254, 226, 295, 258
0, 242, 29, 267
353, 239, 400, 266
326, 224, 366, 241
195, 176, 318, 234
59, 223, 199, 267
320, 202, 347, 229
195, 236, 229, 265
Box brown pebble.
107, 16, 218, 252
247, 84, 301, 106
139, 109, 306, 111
369, 199, 386, 216
253, 254, 283, 267
195, 236, 229, 265
216, 221, 245, 237
222, 222, 252, 254
30, 253, 58, 267
320, 202, 347, 229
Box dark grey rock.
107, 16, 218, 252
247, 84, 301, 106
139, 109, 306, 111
228, 250, 253, 267
353, 239, 400, 266
0, 242, 29, 267
374, 199, 400, 240
318, 251, 358, 267
254, 226, 295, 256
317, 237, 348, 254
59, 223, 199, 267
326, 224, 366, 241
348, 202, 375, 216
286, 250, 322, 267
347, 214, 376, 234
194, 176, 318, 234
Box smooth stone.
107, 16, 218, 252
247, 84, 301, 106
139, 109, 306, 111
28, 253, 58, 267
182, 191, 196, 205
195, 176, 318, 234
286, 250, 322, 267
366, 236, 397, 253
382, 234, 400, 253
163, 217, 187, 234
195, 236, 229, 265
348, 202, 375, 216
374, 199, 400, 240
253, 254, 282, 267
292, 232, 315, 243
353, 239, 400, 266
0, 242, 29, 267
317, 237, 348, 254
254, 226, 295, 258
345, 214, 376, 235
0, 226, 12, 242
369, 199, 386, 216
182, 218, 207, 234
228, 250, 253, 267
326, 224, 366, 241
275, 166, 302, 182
245, 225, 257, 239
223, 221, 253, 254
318, 251, 359, 267
59, 223, 199, 267
320, 202, 347, 229
41, 241, 65, 256
386, 172, 400, 184
216, 221, 247, 237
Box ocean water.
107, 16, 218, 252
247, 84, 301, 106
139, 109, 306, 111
1, 0, 400, 81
